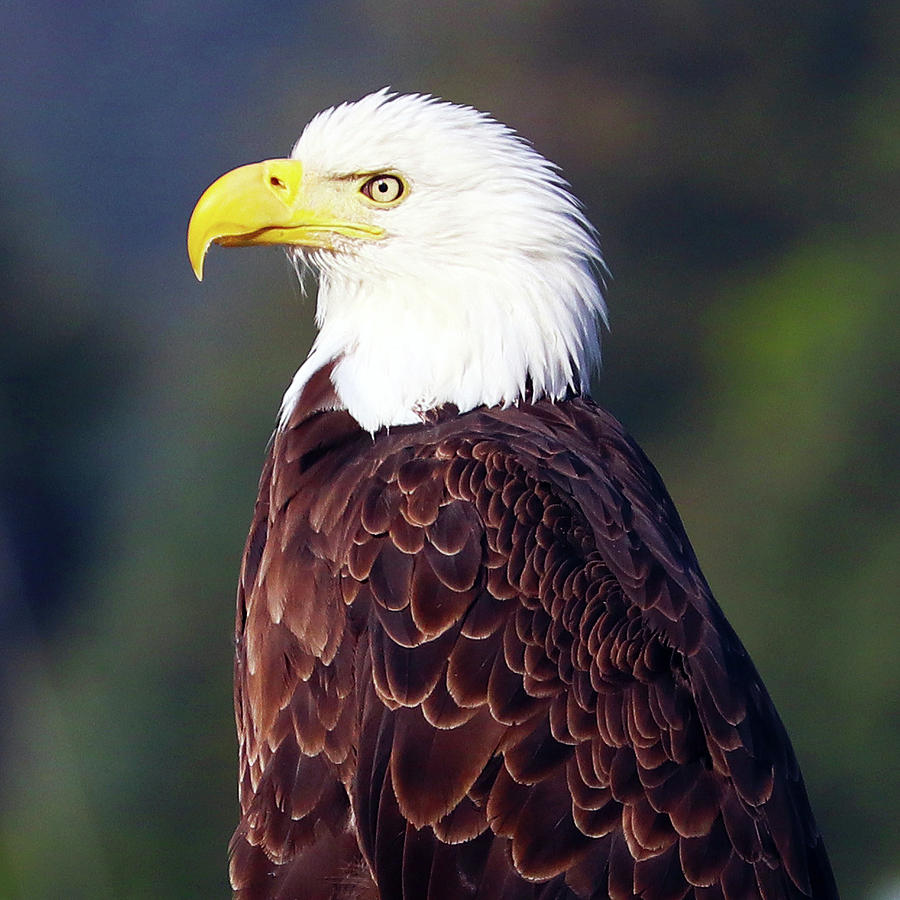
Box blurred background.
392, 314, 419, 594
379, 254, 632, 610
0, 1, 897, 897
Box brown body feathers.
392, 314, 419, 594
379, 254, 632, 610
227, 384, 837, 899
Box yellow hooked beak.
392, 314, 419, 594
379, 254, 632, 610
187, 159, 385, 280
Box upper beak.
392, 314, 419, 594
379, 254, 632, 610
187, 158, 383, 281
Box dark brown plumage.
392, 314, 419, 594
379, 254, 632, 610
227, 374, 838, 899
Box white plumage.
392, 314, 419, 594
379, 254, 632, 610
279, 90, 607, 433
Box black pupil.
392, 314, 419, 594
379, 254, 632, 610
378, 181, 389, 193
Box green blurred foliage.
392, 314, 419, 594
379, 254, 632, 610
0, 1, 897, 898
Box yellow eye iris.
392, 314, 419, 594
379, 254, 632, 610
361, 174, 405, 204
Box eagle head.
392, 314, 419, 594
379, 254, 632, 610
188, 90, 606, 432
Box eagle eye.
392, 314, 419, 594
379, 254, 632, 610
361, 174, 405, 204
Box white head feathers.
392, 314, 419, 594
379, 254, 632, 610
280, 89, 607, 433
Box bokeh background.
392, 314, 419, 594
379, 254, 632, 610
0, 1, 897, 897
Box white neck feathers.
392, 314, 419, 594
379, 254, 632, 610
280, 251, 604, 434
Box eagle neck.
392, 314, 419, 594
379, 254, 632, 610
280, 261, 601, 434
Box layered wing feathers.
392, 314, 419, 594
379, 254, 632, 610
230, 397, 837, 899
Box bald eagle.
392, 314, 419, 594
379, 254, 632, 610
188, 91, 838, 900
